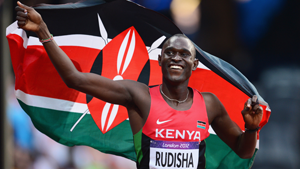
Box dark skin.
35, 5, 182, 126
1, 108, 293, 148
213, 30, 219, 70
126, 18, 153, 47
15, 1, 263, 159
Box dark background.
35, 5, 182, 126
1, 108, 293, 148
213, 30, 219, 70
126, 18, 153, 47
1, 0, 300, 168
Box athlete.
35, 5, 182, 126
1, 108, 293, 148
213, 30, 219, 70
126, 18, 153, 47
15, 1, 263, 169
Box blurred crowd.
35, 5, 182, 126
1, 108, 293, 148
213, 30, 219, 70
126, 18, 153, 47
3, 0, 300, 169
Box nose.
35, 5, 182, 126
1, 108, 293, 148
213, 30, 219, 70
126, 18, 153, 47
172, 53, 182, 61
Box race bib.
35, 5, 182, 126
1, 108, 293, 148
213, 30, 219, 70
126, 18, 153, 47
149, 140, 199, 169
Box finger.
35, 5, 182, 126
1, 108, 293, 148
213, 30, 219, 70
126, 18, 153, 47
242, 98, 251, 115
253, 104, 263, 113
16, 16, 27, 21
15, 6, 26, 15
17, 21, 26, 28
17, 1, 32, 12
17, 10, 28, 18
15, 6, 23, 12
16, 10, 28, 27
251, 95, 258, 106
17, 1, 27, 9
246, 98, 251, 109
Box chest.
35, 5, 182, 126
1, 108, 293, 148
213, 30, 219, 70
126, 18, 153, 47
144, 106, 208, 141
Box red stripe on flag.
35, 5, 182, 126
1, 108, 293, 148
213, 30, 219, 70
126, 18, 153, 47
11, 42, 100, 103
189, 68, 248, 130
149, 60, 162, 86
7, 34, 26, 90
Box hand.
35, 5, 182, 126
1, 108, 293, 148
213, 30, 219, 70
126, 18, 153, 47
242, 95, 263, 130
15, 1, 44, 33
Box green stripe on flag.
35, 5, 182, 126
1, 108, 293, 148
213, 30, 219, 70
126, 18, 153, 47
18, 99, 136, 161
133, 129, 143, 164
205, 134, 257, 169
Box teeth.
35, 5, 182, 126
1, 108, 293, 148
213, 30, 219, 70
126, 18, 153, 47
170, 65, 182, 69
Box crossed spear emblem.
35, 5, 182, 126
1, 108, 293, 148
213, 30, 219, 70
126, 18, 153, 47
70, 13, 166, 132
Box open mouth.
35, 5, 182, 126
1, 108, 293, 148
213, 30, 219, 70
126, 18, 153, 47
170, 65, 183, 70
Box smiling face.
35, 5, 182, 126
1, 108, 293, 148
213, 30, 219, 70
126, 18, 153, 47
158, 34, 198, 84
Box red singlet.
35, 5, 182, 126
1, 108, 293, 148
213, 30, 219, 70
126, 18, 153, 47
134, 85, 209, 169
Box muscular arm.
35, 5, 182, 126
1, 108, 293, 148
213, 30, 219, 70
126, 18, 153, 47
39, 29, 133, 106
203, 93, 260, 159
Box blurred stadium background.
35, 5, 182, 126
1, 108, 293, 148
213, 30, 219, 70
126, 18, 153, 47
1, 0, 300, 168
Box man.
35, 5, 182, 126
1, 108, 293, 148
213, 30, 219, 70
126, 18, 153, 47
15, 1, 263, 168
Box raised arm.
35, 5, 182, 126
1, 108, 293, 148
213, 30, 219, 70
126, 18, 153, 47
15, 1, 143, 107
203, 93, 263, 159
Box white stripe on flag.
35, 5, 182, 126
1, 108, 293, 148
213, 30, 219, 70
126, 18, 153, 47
15, 89, 88, 114
27, 35, 108, 50
26, 34, 210, 70
208, 125, 216, 135
6, 30, 210, 70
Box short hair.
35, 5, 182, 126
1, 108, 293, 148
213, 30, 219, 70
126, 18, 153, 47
162, 34, 188, 47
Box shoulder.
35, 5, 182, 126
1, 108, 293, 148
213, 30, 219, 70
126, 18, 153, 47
193, 90, 218, 104
121, 79, 149, 88
121, 80, 150, 105
121, 79, 149, 95
122, 80, 151, 121
200, 92, 224, 124
201, 92, 219, 104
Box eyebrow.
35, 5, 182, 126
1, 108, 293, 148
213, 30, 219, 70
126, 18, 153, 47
164, 47, 191, 54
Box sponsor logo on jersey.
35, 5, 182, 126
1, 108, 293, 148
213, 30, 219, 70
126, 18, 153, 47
157, 119, 172, 125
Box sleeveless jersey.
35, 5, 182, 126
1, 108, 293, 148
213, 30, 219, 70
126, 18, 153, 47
133, 86, 210, 169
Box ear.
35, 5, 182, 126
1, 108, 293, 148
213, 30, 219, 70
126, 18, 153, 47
158, 54, 162, 66
192, 58, 199, 71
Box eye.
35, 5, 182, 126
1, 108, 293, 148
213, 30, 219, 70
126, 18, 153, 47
180, 52, 190, 58
165, 51, 174, 56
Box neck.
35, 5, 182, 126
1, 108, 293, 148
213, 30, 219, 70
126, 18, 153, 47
161, 79, 189, 102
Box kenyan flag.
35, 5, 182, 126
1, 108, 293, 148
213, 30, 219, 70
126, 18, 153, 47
6, 0, 270, 168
